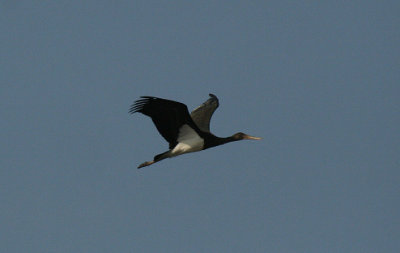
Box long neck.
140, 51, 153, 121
203, 134, 237, 149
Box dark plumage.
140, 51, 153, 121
130, 94, 261, 168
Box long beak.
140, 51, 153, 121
243, 134, 262, 140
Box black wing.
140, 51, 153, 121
190, 94, 219, 133
130, 96, 198, 149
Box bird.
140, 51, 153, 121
129, 94, 261, 169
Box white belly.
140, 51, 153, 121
171, 124, 204, 156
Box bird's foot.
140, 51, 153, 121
137, 161, 155, 169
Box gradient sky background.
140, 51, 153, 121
1, 1, 399, 252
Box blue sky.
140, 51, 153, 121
1, 1, 399, 252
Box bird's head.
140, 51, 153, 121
231, 132, 262, 141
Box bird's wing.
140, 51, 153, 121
130, 96, 197, 149
190, 94, 219, 133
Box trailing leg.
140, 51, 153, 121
137, 151, 171, 169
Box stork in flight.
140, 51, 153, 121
130, 94, 261, 169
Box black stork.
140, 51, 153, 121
129, 94, 261, 169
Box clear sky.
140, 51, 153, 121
1, 1, 399, 252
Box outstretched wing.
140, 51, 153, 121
130, 96, 196, 149
190, 94, 219, 133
